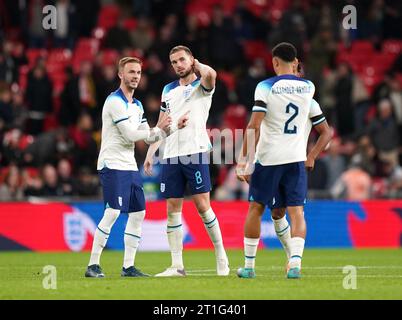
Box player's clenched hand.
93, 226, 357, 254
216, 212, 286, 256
178, 111, 190, 129
236, 163, 251, 184
305, 155, 315, 171
144, 157, 153, 176
157, 114, 172, 134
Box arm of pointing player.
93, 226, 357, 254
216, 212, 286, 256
116, 115, 172, 143
144, 111, 189, 176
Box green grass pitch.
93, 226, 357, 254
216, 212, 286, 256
0, 249, 401, 300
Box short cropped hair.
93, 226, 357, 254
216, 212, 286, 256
118, 57, 142, 72
169, 45, 193, 57
272, 42, 297, 62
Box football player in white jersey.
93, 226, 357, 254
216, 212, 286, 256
144, 46, 230, 277
236, 43, 332, 279
85, 57, 188, 278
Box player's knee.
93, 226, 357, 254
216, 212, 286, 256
167, 211, 182, 226
99, 208, 120, 233
125, 210, 145, 236
167, 199, 182, 213
271, 208, 286, 220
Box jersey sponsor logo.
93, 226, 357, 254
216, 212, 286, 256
160, 183, 165, 193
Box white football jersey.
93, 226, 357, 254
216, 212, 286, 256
252, 74, 326, 166
97, 88, 147, 171
160, 78, 214, 159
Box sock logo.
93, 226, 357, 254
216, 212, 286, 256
160, 183, 165, 193
118, 197, 122, 206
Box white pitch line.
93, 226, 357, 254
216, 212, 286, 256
187, 266, 402, 273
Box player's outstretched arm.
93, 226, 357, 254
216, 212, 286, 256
193, 59, 216, 90
116, 114, 172, 144
236, 112, 265, 183
305, 120, 332, 171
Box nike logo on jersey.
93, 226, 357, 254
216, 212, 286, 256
195, 185, 204, 190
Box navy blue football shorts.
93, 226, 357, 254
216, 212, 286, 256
248, 161, 307, 209
160, 152, 211, 198
99, 167, 145, 212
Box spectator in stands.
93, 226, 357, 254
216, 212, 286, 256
0, 40, 17, 84
1, 128, 32, 167
130, 16, 155, 52
57, 158, 76, 196
59, 66, 80, 127
26, 63, 53, 135
350, 135, 378, 176
307, 141, 329, 192
306, 27, 337, 94
331, 161, 372, 200
78, 61, 97, 121
22, 168, 43, 197
367, 98, 400, 167
382, 159, 402, 198
27, 0, 49, 48
69, 113, 97, 172
53, 0, 76, 48
322, 137, 347, 189
23, 128, 70, 166
0, 84, 13, 127
73, 0, 100, 38
75, 166, 99, 197
208, 4, 244, 70
236, 58, 267, 110
104, 19, 133, 52
40, 164, 63, 197
10, 88, 28, 130
334, 62, 355, 137
0, 164, 24, 201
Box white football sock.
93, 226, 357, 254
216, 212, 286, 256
167, 212, 184, 269
199, 208, 226, 259
272, 215, 291, 259
289, 237, 305, 268
123, 210, 145, 269
88, 208, 120, 266
244, 237, 259, 269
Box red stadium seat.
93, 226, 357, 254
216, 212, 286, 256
218, 71, 236, 91
97, 4, 120, 30
18, 65, 29, 91
351, 40, 375, 55
123, 18, 137, 31
242, 40, 269, 62
26, 48, 48, 68
382, 39, 402, 55
102, 49, 119, 66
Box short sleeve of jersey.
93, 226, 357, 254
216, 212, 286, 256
135, 98, 148, 125
309, 99, 326, 126
252, 81, 269, 113
200, 84, 215, 96
107, 97, 129, 124
160, 85, 168, 112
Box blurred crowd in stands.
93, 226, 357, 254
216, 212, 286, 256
0, 0, 402, 201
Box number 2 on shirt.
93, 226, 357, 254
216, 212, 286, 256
284, 103, 298, 134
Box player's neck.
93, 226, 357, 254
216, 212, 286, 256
120, 85, 135, 103
179, 73, 197, 86
276, 67, 296, 76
